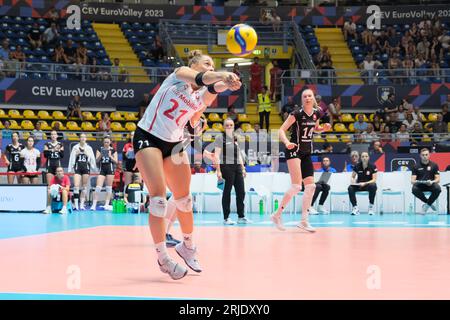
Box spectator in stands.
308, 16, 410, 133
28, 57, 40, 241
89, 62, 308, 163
97, 112, 112, 137
64, 40, 77, 64
253, 123, 268, 141
1, 120, 12, 139
0, 39, 10, 61
417, 36, 430, 60
361, 28, 374, 46
414, 53, 427, 68
371, 140, 384, 154
269, 60, 282, 101
387, 112, 402, 134
191, 159, 206, 174
0, 39, 13, 77
360, 55, 381, 85
430, 113, 448, 136
328, 97, 342, 125
430, 37, 442, 60
315, 46, 332, 66
353, 114, 368, 133
412, 106, 425, 123
376, 30, 390, 55
410, 122, 425, 144
67, 95, 83, 120
89, 57, 100, 81
320, 143, 333, 154
10, 45, 25, 63
372, 114, 383, 133
258, 85, 271, 130
46, 6, 60, 24
271, 11, 281, 32
344, 150, 359, 172
397, 104, 406, 121
73, 56, 85, 80
54, 42, 67, 64
138, 93, 150, 119
281, 96, 298, 121
411, 148, 441, 214
403, 112, 421, 132
318, 60, 336, 85
343, 18, 356, 41
429, 55, 441, 79
151, 35, 164, 61
362, 123, 378, 143
232, 63, 242, 81
43, 22, 59, 49
380, 124, 392, 142
20, 136, 41, 185
403, 55, 414, 79
32, 121, 44, 141
396, 124, 410, 143
318, 156, 337, 173
226, 105, 238, 123
382, 93, 398, 120
388, 52, 403, 84
44, 166, 70, 214
250, 57, 263, 101
112, 58, 129, 82
76, 42, 88, 65
316, 95, 330, 123
28, 22, 43, 50
442, 103, 450, 124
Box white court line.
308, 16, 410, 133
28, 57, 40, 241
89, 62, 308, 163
352, 221, 408, 225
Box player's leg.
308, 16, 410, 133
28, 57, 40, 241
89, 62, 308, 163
165, 196, 181, 248
80, 174, 90, 210
73, 173, 81, 210
297, 156, 317, 232
164, 151, 202, 273
103, 174, 114, 210
271, 157, 302, 231
91, 174, 105, 210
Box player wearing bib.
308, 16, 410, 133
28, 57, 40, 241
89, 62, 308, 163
270, 89, 331, 232
68, 133, 96, 210
122, 131, 139, 191
3, 132, 25, 184
20, 136, 41, 184
134, 50, 241, 280
91, 136, 118, 211
44, 130, 64, 184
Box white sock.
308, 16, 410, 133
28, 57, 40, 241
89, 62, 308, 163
74, 198, 79, 209
165, 197, 177, 233
302, 184, 316, 223
155, 242, 169, 263
182, 233, 194, 249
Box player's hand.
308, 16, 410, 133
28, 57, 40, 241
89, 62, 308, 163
108, 150, 112, 158
226, 80, 242, 92
217, 171, 222, 180
426, 180, 433, 186
5, 160, 10, 167
360, 182, 367, 187
322, 123, 332, 132
285, 142, 297, 150
221, 72, 240, 86
242, 168, 247, 178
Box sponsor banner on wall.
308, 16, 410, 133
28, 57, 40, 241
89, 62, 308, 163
0, 79, 245, 109
284, 83, 450, 109
1, 1, 449, 25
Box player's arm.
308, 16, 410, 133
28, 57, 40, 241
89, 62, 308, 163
3, 147, 10, 166
279, 115, 296, 147
314, 119, 331, 133
411, 166, 418, 184
214, 146, 222, 179
58, 145, 64, 158
432, 171, 440, 185
111, 149, 118, 165
124, 186, 129, 203
351, 171, 357, 184
175, 67, 239, 86
95, 149, 101, 162
43, 144, 51, 158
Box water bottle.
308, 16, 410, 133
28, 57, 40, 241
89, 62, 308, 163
112, 199, 117, 213
274, 199, 279, 211
259, 199, 264, 215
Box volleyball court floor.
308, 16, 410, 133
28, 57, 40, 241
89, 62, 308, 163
1, 210, 450, 300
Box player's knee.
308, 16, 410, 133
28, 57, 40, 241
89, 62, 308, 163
433, 184, 441, 193
73, 187, 80, 194
323, 183, 330, 192
149, 196, 168, 218
287, 184, 302, 197
368, 183, 377, 191
174, 194, 193, 213
105, 186, 113, 194
304, 183, 316, 193
95, 186, 102, 194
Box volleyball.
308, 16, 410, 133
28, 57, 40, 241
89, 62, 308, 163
226, 24, 258, 57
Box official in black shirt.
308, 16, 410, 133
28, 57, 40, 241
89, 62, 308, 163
382, 93, 398, 121
411, 148, 441, 213
348, 152, 378, 215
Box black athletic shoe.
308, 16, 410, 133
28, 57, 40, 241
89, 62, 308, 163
166, 233, 181, 248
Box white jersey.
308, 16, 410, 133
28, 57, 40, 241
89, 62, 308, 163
20, 148, 40, 172
138, 71, 207, 142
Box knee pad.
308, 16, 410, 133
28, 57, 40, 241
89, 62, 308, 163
73, 187, 80, 195
105, 186, 113, 193
95, 186, 102, 193
149, 196, 168, 218
80, 187, 87, 194
174, 194, 193, 213
286, 184, 302, 197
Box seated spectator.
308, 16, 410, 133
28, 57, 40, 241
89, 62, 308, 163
360, 55, 381, 85
191, 160, 206, 174
31, 121, 44, 141
67, 95, 83, 120
98, 66, 112, 81
44, 166, 70, 214
417, 36, 430, 60
412, 106, 425, 123
397, 104, 406, 121
353, 114, 368, 133
10, 45, 25, 63
46, 6, 60, 24
281, 96, 298, 121
328, 97, 342, 125
320, 143, 333, 154
414, 53, 427, 68
386, 113, 402, 134
97, 112, 112, 137
253, 123, 268, 141
343, 18, 356, 41
344, 150, 359, 172
316, 95, 330, 123
442, 103, 450, 124
403, 113, 421, 132
380, 125, 392, 142
1, 120, 12, 139
410, 122, 424, 144
348, 152, 378, 215
396, 124, 410, 143
43, 22, 59, 48
411, 148, 441, 214
111, 58, 129, 82
362, 123, 378, 143
28, 22, 43, 49
151, 35, 164, 61
64, 40, 77, 64
318, 60, 336, 84
361, 28, 374, 46
54, 42, 67, 64
371, 140, 384, 154
0, 39, 10, 61
372, 114, 383, 132
382, 93, 398, 120
124, 174, 145, 213
388, 53, 403, 84
89, 57, 100, 81
317, 156, 337, 173
430, 113, 448, 138
76, 42, 88, 65
73, 56, 85, 80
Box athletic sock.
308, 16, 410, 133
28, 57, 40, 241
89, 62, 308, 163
155, 242, 170, 263
182, 233, 194, 249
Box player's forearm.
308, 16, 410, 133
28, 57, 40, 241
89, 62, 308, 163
176, 68, 224, 86
278, 130, 290, 145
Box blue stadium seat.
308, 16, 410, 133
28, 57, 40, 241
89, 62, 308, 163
352, 46, 361, 55
132, 22, 141, 30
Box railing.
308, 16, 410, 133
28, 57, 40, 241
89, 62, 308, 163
290, 22, 316, 73
158, 21, 185, 67
0, 61, 174, 83
281, 68, 450, 85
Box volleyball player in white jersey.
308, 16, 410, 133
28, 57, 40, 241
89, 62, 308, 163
135, 50, 241, 280
20, 136, 41, 184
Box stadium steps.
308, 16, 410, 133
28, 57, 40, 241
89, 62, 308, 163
93, 23, 149, 83
314, 28, 363, 85
246, 102, 283, 131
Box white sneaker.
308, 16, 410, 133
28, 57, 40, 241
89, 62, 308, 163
224, 218, 235, 225
308, 207, 319, 215
175, 242, 202, 273
297, 221, 316, 233
59, 206, 68, 214
73, 202, 79, 211
102, 205, 113, 211
90, 205, 96, 211
368, 205, 375, 215
429, 204, 437, 212
237, 217, 252, 224
158, 257, 188, 280
318, 205, 330, 214
270, 214, 286, 231
44, 206, 51, 214
422, 204, 430, 214
80, 205, 86, 211
351, 206, 360, 215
